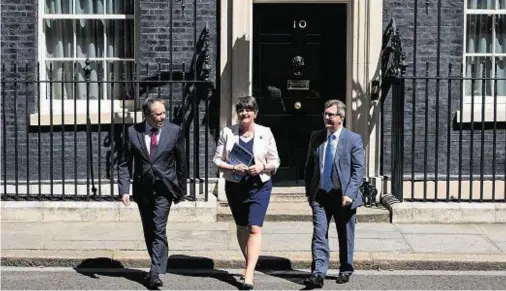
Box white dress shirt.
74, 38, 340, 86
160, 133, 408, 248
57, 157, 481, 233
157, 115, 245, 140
144, 122, 161, 155
319, 127, 342, 188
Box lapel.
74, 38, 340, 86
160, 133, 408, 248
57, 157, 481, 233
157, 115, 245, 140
334, 128, 347, 167
231, 124, 240, 146
136, 123, 149, 159
316, 129, 326, 168
152, 125, 169, 161
252, 124, 266, 157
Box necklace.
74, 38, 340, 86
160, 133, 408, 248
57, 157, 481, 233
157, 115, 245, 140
241, 131, 253, 138
239, 128, 253, 138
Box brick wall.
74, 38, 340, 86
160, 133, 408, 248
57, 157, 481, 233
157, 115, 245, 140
382, 0, 506, 180
138, 0, 218, 179
0, 0, 218, 189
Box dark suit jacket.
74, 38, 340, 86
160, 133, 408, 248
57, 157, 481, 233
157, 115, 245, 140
117, 121, 187, 203
304, 127, 365, 209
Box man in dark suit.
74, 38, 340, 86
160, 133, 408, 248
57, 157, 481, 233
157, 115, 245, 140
303, 99, 365, 288
118, 96, 188, 289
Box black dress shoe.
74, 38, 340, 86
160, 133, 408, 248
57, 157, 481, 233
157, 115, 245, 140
303, 273, 324, 288
336, 273, 351, 284
146, 273, 163, 289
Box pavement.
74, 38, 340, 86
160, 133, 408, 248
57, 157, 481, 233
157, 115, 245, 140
2, 220, 506, 271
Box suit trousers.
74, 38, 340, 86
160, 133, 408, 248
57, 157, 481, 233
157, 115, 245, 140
137, 188, 172, 274
310, 189, 356, 276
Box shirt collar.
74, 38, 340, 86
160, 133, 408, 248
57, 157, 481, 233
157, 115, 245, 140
327, 127, 342, 140
145, 121, 158, 133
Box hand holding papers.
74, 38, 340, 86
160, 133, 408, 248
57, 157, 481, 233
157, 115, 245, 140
228, 143, 254, 179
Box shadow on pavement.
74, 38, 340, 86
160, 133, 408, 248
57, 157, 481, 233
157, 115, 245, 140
73, 258, 150, 289
166, 255, 243, 290
256, 255, 311, 289
71, 255, 313, 290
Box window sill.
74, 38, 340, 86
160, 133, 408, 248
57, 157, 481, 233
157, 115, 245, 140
455, 103, 506, 123
29, 111, 144, 126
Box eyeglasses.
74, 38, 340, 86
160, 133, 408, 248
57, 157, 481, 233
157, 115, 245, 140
322, 112, 339, 118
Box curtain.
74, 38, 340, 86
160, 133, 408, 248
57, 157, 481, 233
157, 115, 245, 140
44, 0, 134, 100
467, 0, 494, 9
45, 19, 73, 100
467, 15, 491, 54
466, 57, 492, 96
501, 0, 506, 9
467, 14, 492, 96
45, 0, 71, 13
76, 0, 104, 14
496, 58, 506, 96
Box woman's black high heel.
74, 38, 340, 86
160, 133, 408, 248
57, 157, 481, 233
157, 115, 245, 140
241, 282, 254, 290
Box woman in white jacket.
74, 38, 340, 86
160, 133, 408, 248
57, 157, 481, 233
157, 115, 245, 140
213, 95, 280, 289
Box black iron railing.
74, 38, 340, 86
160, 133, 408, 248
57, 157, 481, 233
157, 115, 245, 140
399, 64, 506, 202
1, 59, 214, 201
382, 16, 506, 203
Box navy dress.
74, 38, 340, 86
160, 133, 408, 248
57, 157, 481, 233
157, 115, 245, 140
225, 136, 273, 227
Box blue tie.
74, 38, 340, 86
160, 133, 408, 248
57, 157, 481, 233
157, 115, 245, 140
322, 134, 335, 192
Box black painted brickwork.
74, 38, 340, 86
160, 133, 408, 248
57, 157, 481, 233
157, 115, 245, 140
0, 0, 218, 186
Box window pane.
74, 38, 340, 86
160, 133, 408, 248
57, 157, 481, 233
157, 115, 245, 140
466, 15, 492, 53
45, 0, 72, 14
76, 0, 104, 14
106, 0, 134, 14
496, 15, 506, 53
45, 61, 74, 100
496, 57, 506, 96
76, 20, 104, 58
499, 0, 506, 9
107, 20, 134, 58
76, 61, 100, 100
106, 61, 134, 100
44, 20, 74, 58
466, 57, 492, 96
467, 0, 495, 9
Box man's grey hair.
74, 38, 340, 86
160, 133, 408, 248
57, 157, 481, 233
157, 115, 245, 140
142, 96, 166, 118
324, 99, 346, 119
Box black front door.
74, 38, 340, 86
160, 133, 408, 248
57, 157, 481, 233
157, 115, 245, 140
253, 3, 347, 185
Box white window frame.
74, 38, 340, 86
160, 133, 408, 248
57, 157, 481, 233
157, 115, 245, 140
37, 0, 137, 116
463, 3, 506, 105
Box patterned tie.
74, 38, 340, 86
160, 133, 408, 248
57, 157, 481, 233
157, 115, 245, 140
150, 127, 158, 160
322, 134, 336, 192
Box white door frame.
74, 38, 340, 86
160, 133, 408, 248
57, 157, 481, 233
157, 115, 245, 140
218, 0, 384, 196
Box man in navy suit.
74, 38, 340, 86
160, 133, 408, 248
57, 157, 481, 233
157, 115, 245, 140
118, 96, 188, 289
303, 99, 365, 288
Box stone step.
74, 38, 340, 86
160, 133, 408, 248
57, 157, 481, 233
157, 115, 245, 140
1, 196, 218, 223
217, 202, 390, 222
269, 187, 307, 203
271, 186, 305, 195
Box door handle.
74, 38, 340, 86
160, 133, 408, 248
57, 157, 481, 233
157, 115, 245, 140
294, 101, 302, 110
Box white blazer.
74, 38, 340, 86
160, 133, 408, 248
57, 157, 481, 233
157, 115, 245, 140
213, 123, 281, 183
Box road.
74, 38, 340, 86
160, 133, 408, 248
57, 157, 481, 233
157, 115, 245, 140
1, 268, 506, 290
